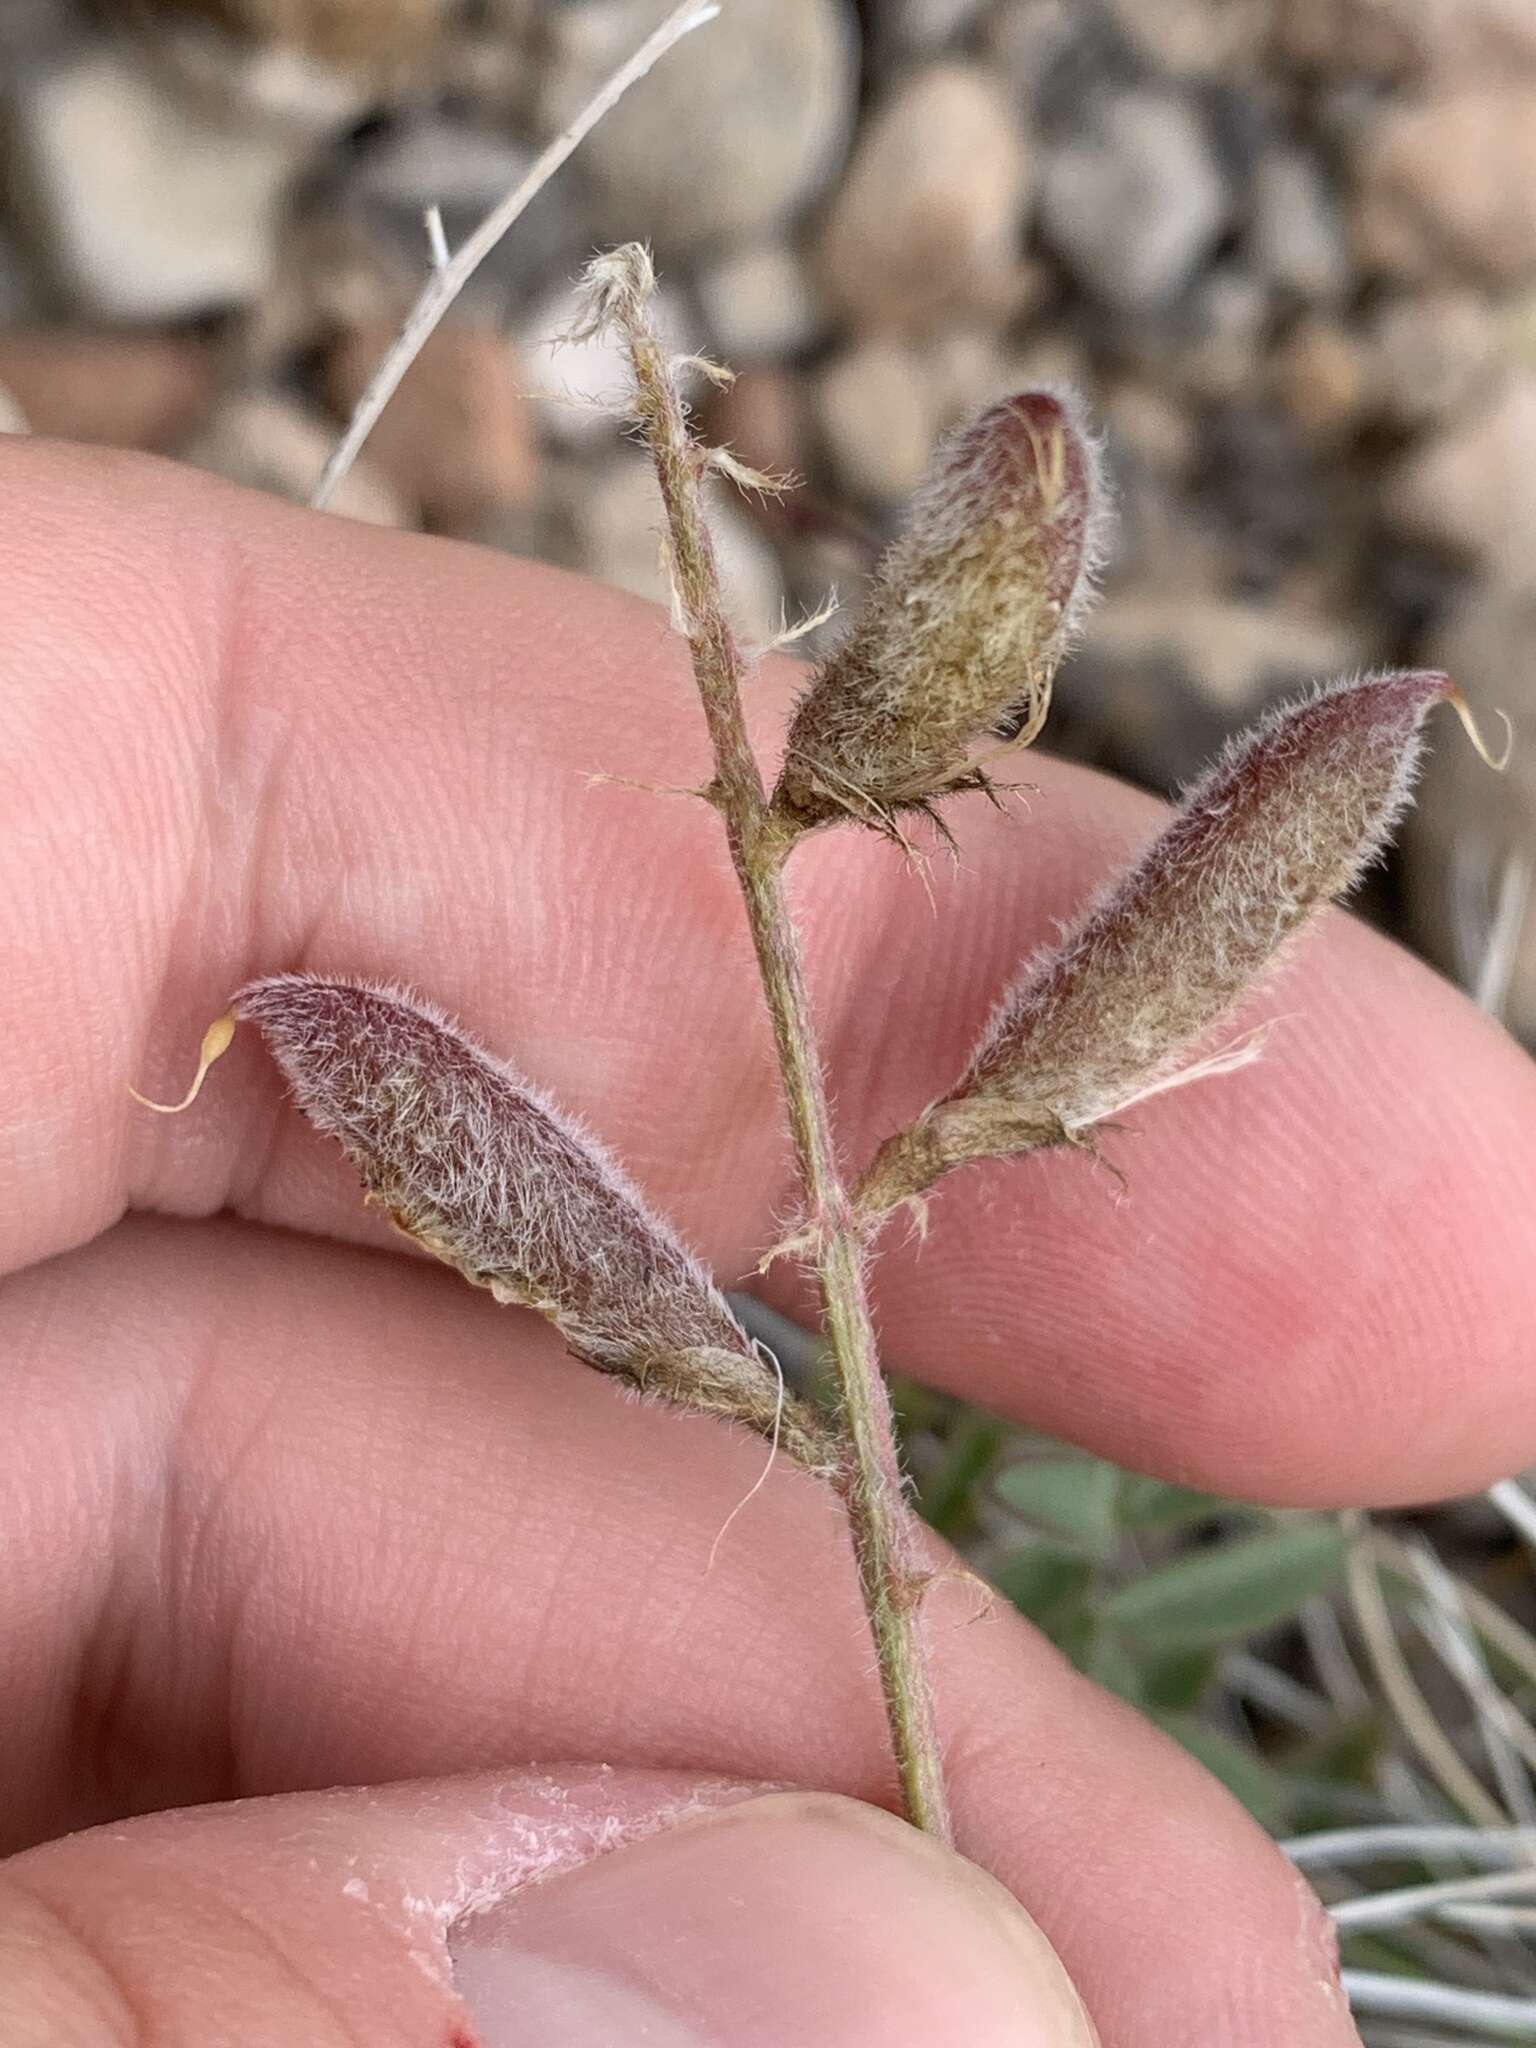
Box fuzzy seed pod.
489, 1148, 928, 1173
236, 976, 834, 1472
771, 389, 1109, 837
857, 671, 1458, 1214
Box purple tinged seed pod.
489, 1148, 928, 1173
235, 976, 834, 1473
771, 388, 1110, 837
856, 671, 1457, 1214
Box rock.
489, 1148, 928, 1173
1102, 379, 1197, 478
560, 452, 786, 646
1272, 315, 1371, 445
106, 0, 452, 80
920, 328, 1012, 428
542, 0, 857, 255
242, 206, 419, 372
0, 219, 43, 324
148, 24, 378, 131
516, 278, 690, 449
1402, 583, 1536, 1044
1353, 87, 1536, 286
1040, 90, 1230, 312
0, 381, 27, 435
1275, 0, 1536, 82
1383, 374, 1536, 587
182, 391, 409, 525
1062, 582, 1367, 788
1101, 0, 1270, 75
1092, 586, 1365, 714
1366, 289, 1501, 429
1097, 382, 1198, 583
873, 0, 991, 55
322, 320, 538, 534
1248, 146, 1351, 303
703, 367, 809, 489
985, 0, 1089, 107
1195, 401, 1320, 592
1124, 265, 1271, 403
695, 243, 822, 364
0, 328, 220, 449
345, 116, 577, 309
812, 337, 936, 505
815, 62, 1033, 333
7, 42, 336, 317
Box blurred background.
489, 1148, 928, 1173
2, 0, 1533, 1042
6, 5, 1536, 2036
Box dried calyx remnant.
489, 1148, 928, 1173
235, 976, 836, 1474
770, 389, 1107, 841
856, 670, 1466, 1218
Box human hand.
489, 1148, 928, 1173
5, 439, 1536, 2045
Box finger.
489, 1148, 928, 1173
5, 439, 1534, 1503
1, 1774, 1097, 2047
3, 1214, 1353, 2046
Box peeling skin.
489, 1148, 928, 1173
298, 1768, 773, 1992
1288, 1859, 1347, 2014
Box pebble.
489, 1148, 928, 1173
985, 0, 1087, 107
0, 328, 220, 450
542, 0, 858, 256
1099, 587, 1365, 714
1353, 87, 1536, 285
560, 451, 786, 646
1195, 400, 1320, 592
346, 116, 577, 307
516, 278, 690, 449
1248, 145, 1351, 303
322, 321, 539, 534
1062, 582, 1367, 788
11, 43, 335, 317
1124, 266, 1271, 403
703, 368, 809, 490
149, 24, 379, 131
1276, 0, 1536, 81
1365, 288, 1501, 429
1383, 373, 1536, 587
126, 0, 452, 80
815, 62, 1033, 333
1272, 314, 1370, 445
695, 243, 822, 365
1102, 0, 1270, 76
874, 0, 992, 56
182, 391, 409, 526
1040, 90, 1230, 312
812, 337, 936, 505
242, 207, 418, 372
0, 219, 42, 324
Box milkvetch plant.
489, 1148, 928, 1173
137, 242, 1501, 1846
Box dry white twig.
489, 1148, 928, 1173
1342, 1968, 1536, 2035
1285, 1825, 1536, 1870
1331, 1866, 1536, 1933
312, 0, 720, 510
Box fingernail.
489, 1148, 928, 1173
449, 1791, 1097, 2047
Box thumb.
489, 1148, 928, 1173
1, 1770, 1097, 2046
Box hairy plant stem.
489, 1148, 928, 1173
608, 260, 952, 1842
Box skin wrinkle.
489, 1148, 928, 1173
0, 1871, 143, 2045
0, 1212, 1370, 2043
7, 439, 1536, 2040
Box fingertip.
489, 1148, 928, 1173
450, 1792, 1098, 2047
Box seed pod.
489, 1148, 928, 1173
771, 389, 1108, 837
856, 671, 1458, 1215
236, 975, 834, 1473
